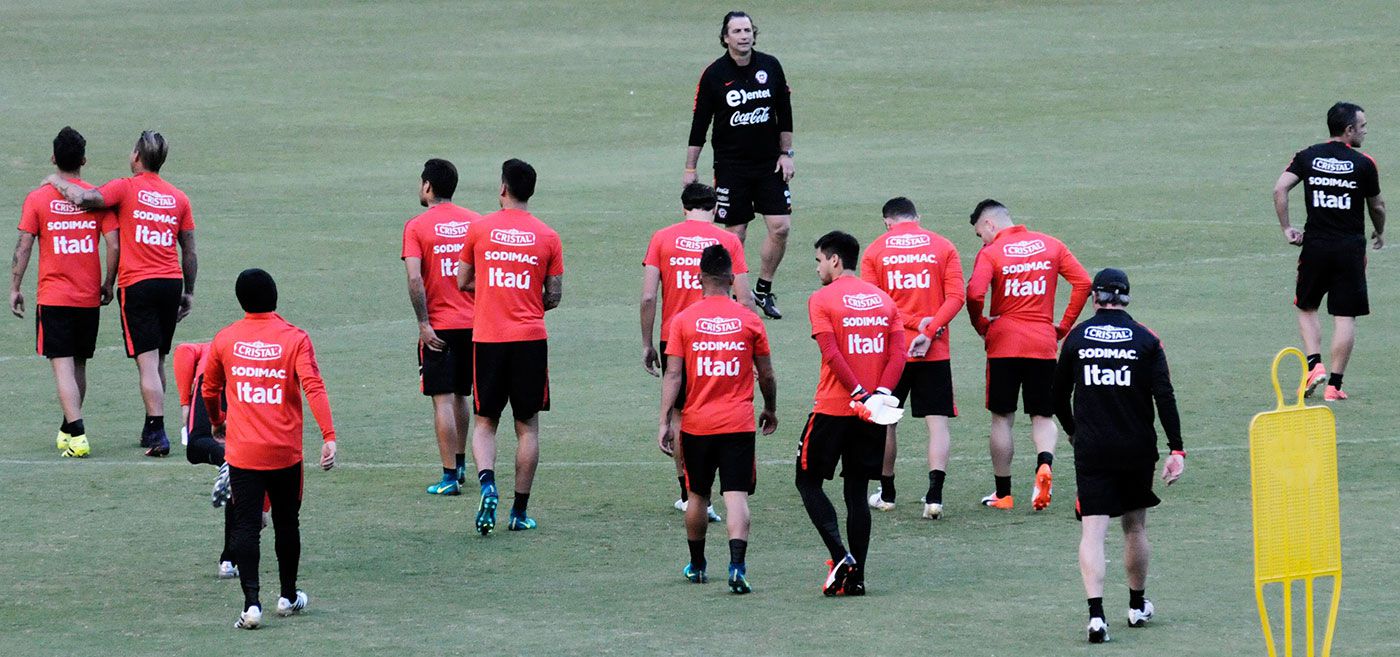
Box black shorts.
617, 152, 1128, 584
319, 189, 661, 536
35, 305, 99, 359
473, 339, 550, 421
892, 360, 957, 418
714, 164, 792, 226
658, 340, 686, 410
795, 413, 886, 481
680, 431, 756, 496
419, 328, 473, 397
1295, 241, 1369, 317
119, 278, 182, 357
1075, 464, 1160, 518
985, 357, 1056, 416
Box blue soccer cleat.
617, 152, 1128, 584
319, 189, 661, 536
728, 564, 751, 594
507, 512, 537, 531
683, 563, 708, 584
475, 485, 498, 536
427, 473, 461, 496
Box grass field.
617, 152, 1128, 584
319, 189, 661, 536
3, 1, 1399, 655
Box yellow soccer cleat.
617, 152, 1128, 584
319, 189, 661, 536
56, 430, 71, 452
62, 434, 90, 458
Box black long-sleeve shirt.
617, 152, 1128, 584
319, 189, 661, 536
1053, 308, 1183, 469
688, 50, 792, 170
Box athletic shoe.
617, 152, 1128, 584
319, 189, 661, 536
673, 499, 723, 522
867, 488, 895, 512
139, 428, 154, 448
683, 563, 707, 584
426, 475, 462, 496
56, 430, 71, 452
276, 590, 308, 617
62, 434, 90, 458
754, 290, 782, 320
822, 554, 856, 596
728, 564, 751, 594
919, 496, 943, 520
218, 561, 239, 579
143, 429, 170, 458
1324, 385, 1348, 401
1128, 599, 1155, 627
841, 569, 866, 597
980, 493, 1014, 510
212, 462, 232, 507
1032, 464, 1053, 511
456, 466, 467, 486
475, 485, 498, 536
1304, 363, 1327, 398
234, 605, 262, 630
1087, 617, 1109, 643
507, 512, 537, 531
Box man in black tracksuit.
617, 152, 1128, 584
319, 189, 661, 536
1052, 268, 1185, 644
684, 11, 794, 320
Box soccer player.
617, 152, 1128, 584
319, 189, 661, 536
659, 245, 776, 593
1052, 268, 1185, 643
45, 130, 198, 457
859, 197, 964, 518
642, 182, 756, 520
402, 158, 481, 495
11, 127, 117, 457
797, 231, 906, 596
684, 10, 795, 319
202, 269, 337, 630
173, 340, 238, 578
457, 159, 564, 535
965, 199, 1090, 511
1273, 102, 1386, 401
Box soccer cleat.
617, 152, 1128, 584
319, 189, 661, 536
62, 434, 90, 458
754, 290, 782, 319
674, 498, 687, 512
234, 605, 262, 630
139, 428, 154, 448
426, 475, 462, 496
507, 512, 537, 531
144, 429, 170, 457
1087, 617, 1110, 643
980, 493, 1014, 510
212, 462, 232, 508
475, 485, 499, 536
674, 499, 723, 522
841, 569, 866, 597
218, 560, 239, 579
276, 590, 308, 617
1304, 363, 1327, 398
683, 563, 708, 584
822, 554, 856, 596
456, 465, 467, 486
868, 488, 895, 511
1128, 599, 1155, 627
919, 496, 944, 520
728, 564, 751, 594
1324, 385, 1348, 401
57, 430, 71, 452
1032, 464, 1053, 511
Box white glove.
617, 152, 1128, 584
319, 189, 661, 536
851, 393, 904, 425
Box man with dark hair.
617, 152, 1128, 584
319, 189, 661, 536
1273, 102, 1385, 401
202, 268, 338, 630
859, 197, 964, 518
458, 158, 564, 535
45, 130, 198, 457
966, 199, 1090, 511
402, 158, 482, 496
660, 244, 776, 593
643, 182, 757, 520
1052, 268, 1185, 643
12, 127, 118, 457
797, 230, 906, 597
685, 10, 795, 320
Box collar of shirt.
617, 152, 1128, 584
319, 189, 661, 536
243, 312, 281, 321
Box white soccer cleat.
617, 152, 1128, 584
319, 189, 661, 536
1087, 617, 1109, 643
234, 605, 262, 630
1128, 599, 1154, 627
867, 488, 895, 511
218, 561, 239, 579
276, 590, 308, 617
674, 498, 687, 512
919, 496, 943, 519
706, 505, 723, 523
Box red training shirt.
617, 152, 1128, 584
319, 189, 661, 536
18, 180, 116, 307
401, 202, 482, 330
96, 172, 194, 287
460, 208, 564, 343
807, 275, 904, 417
860, 221, 965, 362
202, 312, 336, 470
173, 341, 211, 407
664, 295, 770, 435
965, 225, 1091, 359
643, 220, 748, 341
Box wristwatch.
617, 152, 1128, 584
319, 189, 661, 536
780, 149, 795, 158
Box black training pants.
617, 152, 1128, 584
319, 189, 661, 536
229, 462, 303, 608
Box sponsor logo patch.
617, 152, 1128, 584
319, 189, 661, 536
137, 190, 178, 209
886, 233, 931, 249
842, 293, 883, 311
1085, 325, 1134, 343
234, 340, 283, 361
490, 228, 536, 247
696, 317, 743, 335
755, 70, 768, 84
1002, 239, 1046, 258
1312, 157, 1355, 174
675, 235, 720, 253
434, 221, 470, 238
48, 199, 83, 215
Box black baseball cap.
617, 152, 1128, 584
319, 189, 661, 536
1092, 268, 1129, 294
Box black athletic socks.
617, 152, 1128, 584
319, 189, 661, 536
478, 469, 495, 488
879, 475, 896, 502
1088, 597, 1105, 620
729, 538, 747, 566
755, 278, 773, 295
688, 539, 706, 570
513, 492, 530, 515
1307, 353, 1323, 369
442, 467, 456, 479
1036, 451, 1053, 470
926, 470, 945, 504
678, 476, 688, 501
1129, 588, 1146, 611
1329, 372, 1344, 389
454, 453, 466, 470
144, 415, 163, 432
60, 418, 85, 436
995, 475, 1012, 498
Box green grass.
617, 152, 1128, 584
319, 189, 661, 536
3, 1, 1399, 654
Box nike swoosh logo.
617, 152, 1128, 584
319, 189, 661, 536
724, 80, 735, 86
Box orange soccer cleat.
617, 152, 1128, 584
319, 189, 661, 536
1032, 464, 1053, 511
980, 493, 1014, 510
1323, 385, 1348, 401
1304, 363, 1327, 398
